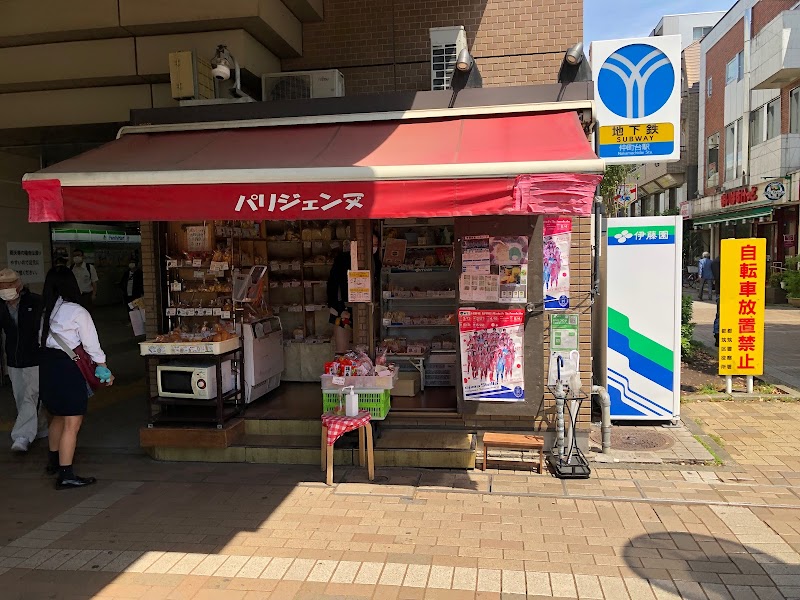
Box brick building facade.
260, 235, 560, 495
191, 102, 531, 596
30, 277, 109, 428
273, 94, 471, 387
693, 0, 800, 264
282, 0, 581, 93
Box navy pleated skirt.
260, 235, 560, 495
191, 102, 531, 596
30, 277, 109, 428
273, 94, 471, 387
39, 347, 89, 416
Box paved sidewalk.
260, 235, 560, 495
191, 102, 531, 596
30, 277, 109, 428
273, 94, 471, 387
1, 445, 800, 599
692, 299, 800, 390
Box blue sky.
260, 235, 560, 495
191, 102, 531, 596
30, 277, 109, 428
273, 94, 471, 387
584, 0, 736, 48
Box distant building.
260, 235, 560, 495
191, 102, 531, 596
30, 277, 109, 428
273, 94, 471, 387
651, 11, 728, 49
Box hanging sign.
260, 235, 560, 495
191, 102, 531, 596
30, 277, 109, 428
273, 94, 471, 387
347, 270, 371, 303
718, 238, 766, 375
186, 225, 209, 251
543, 217, 572, 309
458, 309, 525, 402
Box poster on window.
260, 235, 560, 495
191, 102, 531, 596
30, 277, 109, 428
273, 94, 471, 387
543, 217, 572, 309
490, 236, 529, 303
458, 309, 525, 402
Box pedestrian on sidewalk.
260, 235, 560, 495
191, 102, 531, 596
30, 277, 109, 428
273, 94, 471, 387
698, 252, 714, 300
70, 249, 98, 311
0, 268, 47, 453
39, 266, 114, 489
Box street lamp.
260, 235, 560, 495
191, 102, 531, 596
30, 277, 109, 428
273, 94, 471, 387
557, 42, 591, 101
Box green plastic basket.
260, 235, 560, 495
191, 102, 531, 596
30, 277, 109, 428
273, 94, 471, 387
322, 388, 391, 420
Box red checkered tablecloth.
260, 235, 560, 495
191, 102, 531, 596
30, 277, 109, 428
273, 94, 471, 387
321, 410, 371, 446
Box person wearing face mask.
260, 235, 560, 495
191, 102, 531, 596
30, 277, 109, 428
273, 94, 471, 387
70, 249, 98, 311
0, 268, 47, 453
118, 259, 144, 307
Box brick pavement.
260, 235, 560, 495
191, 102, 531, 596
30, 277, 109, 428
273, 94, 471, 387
0, 447, 799, 599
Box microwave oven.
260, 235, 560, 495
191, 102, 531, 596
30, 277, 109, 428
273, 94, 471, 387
157, 360, 235, 400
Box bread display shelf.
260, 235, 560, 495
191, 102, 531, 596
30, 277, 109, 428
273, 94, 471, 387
139, 337, 241, 356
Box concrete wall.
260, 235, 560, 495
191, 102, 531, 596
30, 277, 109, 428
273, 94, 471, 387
0, 151, 51, 293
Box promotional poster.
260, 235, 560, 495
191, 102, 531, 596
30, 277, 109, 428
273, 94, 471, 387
458, 309, 525, 402
490, 236, 529, 303
543, 217, 572, 309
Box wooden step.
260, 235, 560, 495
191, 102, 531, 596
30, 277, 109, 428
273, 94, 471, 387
244, 419, 321, 436
139, 419, 244, 449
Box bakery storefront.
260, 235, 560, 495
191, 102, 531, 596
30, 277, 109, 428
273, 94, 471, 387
22, 88, 603, 467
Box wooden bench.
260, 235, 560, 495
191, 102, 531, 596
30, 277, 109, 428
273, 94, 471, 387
482, 432, 545, 473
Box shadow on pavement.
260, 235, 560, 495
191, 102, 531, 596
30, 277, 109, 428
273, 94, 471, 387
623, 532, 797, 599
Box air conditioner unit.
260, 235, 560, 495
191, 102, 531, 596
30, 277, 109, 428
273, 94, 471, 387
430, 26, 467, 91
261, 69, 345, 101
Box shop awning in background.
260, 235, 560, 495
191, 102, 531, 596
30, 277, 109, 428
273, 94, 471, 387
22, 109, 603, 222
692, 206, 774, 227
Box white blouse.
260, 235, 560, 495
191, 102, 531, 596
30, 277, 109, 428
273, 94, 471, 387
44, 299, 106, 364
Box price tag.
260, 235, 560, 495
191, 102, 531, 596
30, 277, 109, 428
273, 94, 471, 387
332, 376, 345, 386
166, 308, 177, 316
184, 260, 193, 267
303, 241, 312, 250
166, 259, 178, 268
177, 308, 187, 316
186, 308, 197, 316
170, 282, 182, 292
221, 311, 231, 320
192, 259, 202, 267
212, 308, 222, 316
210, 261, 228, 272
202, 308, 213, 316
193, 270, 204, 279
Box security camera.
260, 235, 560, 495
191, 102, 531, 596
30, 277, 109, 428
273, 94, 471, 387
212, 63, 231, 81
211, 45, 234, 81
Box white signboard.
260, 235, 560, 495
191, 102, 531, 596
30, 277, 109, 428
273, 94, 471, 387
7, 242, 45, 283
606, 217, 681, 421
591, 35, 681, 164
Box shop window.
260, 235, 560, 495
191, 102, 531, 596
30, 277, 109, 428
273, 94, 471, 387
767, 98, 781, 139
791, 87, 800, 134
749, 105, 764, 147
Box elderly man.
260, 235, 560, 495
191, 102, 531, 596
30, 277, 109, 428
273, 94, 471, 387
698, 251, 714, 301
0, 268, 47, 452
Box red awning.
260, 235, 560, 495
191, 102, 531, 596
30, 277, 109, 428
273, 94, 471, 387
22, 109, 603, 222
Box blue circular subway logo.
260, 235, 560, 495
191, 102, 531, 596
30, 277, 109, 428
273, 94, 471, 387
598, 44, 674, 119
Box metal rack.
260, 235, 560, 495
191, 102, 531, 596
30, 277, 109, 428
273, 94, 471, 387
546, 384, 591, 479
145, 345, 245, 429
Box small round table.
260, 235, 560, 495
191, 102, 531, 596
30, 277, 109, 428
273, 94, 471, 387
321, 410, 374, 485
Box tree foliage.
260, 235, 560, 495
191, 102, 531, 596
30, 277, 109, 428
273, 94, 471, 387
599, 164, 636, 215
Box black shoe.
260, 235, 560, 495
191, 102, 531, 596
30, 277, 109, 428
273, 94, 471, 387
56, 475, 97, 490
45, 464, 58, 475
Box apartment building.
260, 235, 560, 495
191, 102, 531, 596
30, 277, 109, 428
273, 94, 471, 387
694, 0, 800, 265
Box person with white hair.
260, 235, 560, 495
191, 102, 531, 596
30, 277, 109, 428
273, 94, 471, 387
0, 268, 47, 452
697, 251, 714, 301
